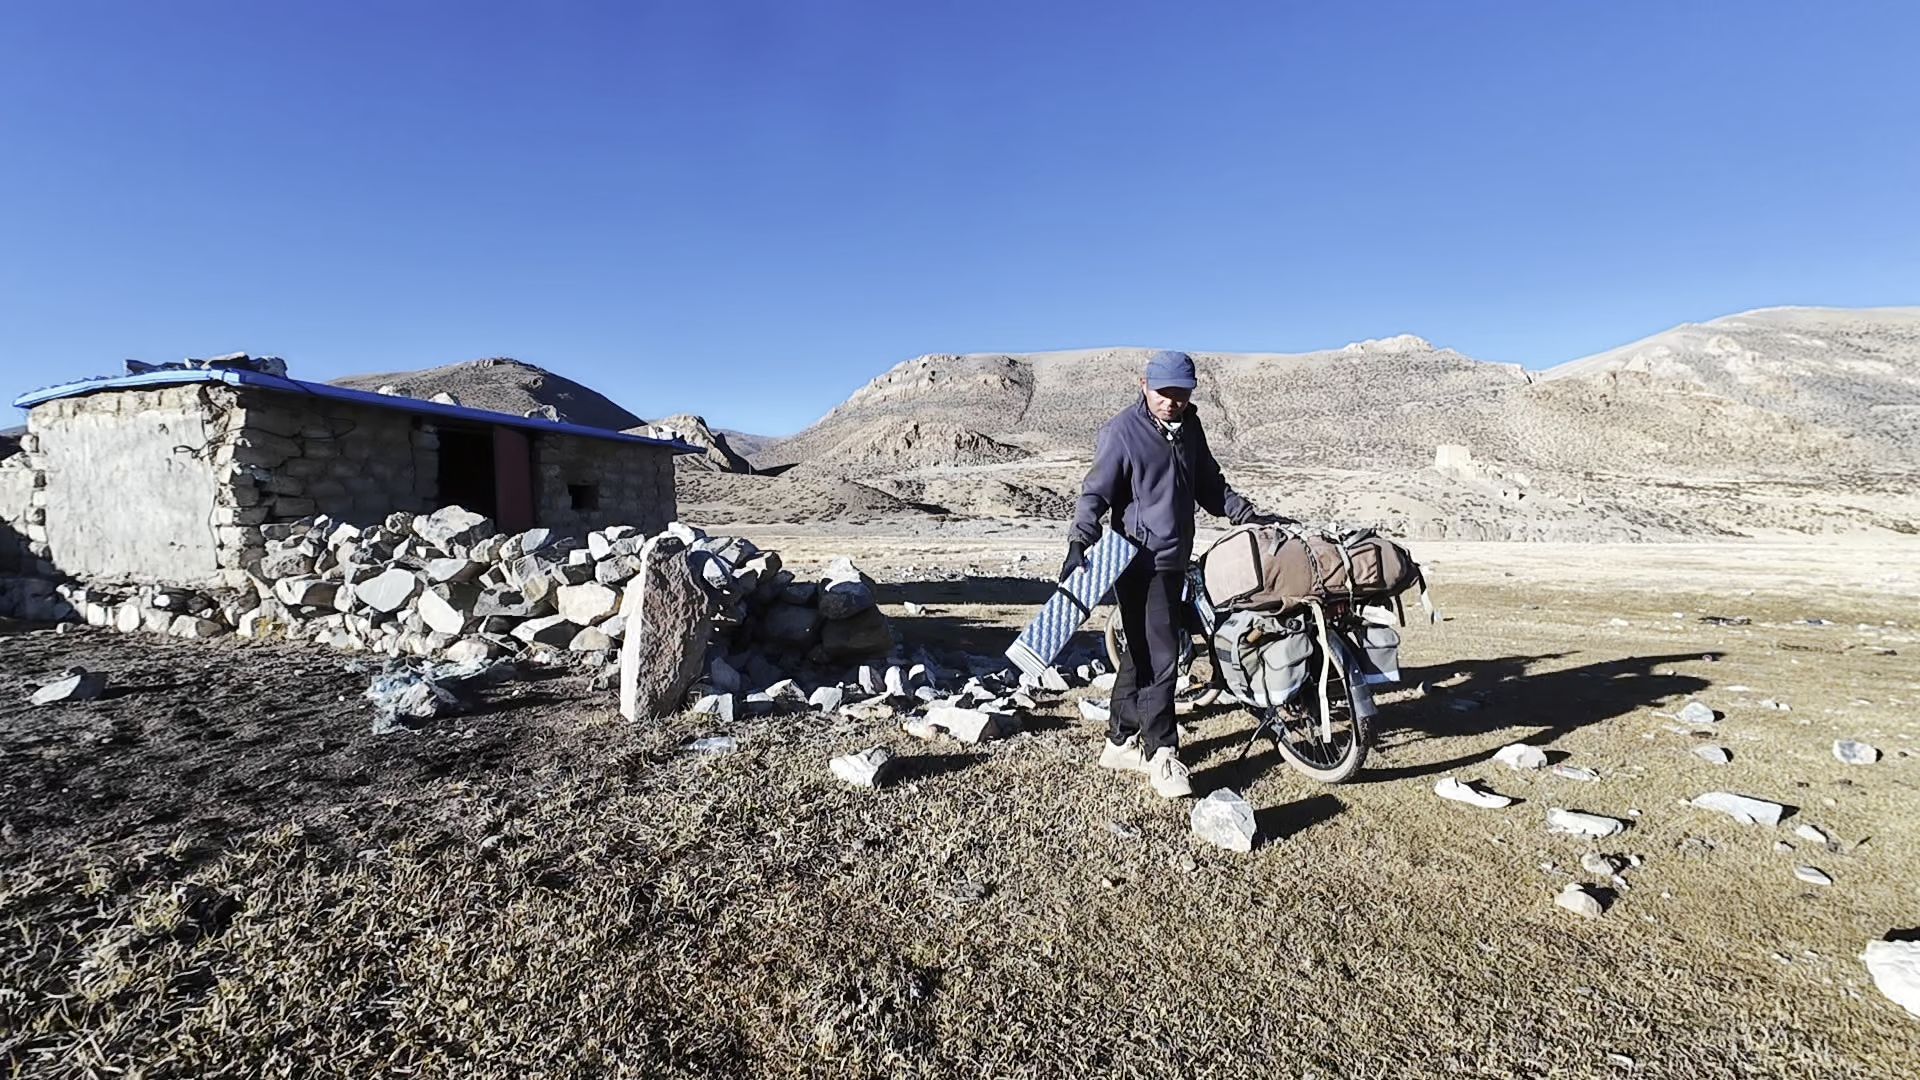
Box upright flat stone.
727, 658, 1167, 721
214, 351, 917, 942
619, 534, 712, 721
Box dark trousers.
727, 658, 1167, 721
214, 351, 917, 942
1110, 562, 1184, 754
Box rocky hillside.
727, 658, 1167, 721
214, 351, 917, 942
332, 358, 646, 431
767, 309, 1920, 481
627, 414, 755, 474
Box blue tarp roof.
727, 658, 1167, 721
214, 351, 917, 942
11, 368, 699, 454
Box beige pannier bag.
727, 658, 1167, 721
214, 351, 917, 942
1201, 525, 1427, 615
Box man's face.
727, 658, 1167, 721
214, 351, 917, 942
1141, 378, 1192, 423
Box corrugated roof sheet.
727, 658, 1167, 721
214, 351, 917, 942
10, 368, 698, 453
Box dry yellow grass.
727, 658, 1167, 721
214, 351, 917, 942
2, 543, 1916, 1077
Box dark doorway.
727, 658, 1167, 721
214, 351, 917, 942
436, 426, 498, 518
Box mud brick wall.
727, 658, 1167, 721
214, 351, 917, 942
26, 386, 227, 583
532, 433, 676, 537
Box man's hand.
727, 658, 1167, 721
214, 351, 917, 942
1058, 540, 1087, 582
1249, 512, 1298, 527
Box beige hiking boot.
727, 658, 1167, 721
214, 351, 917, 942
1098, 735, 1150, 773
1147, 746, 1193, 800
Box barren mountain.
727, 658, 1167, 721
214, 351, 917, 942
756, 308, 1920, 539
331, 358, 646, 430
626, 414, 755, 473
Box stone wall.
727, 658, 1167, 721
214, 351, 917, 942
8, 384, 676, 591
532, 433, 676, 537
212, 389, 436, 576
0, 455, 34, 573
28, 386, 226, 583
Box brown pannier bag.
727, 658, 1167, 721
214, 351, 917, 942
1201, 526, 1424, 613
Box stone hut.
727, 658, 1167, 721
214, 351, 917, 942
7, 368, 694, 586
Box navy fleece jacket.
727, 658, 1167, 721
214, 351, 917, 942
1069, 397, 1260, 571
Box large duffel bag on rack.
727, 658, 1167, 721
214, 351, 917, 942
1201, 525, 1425, 614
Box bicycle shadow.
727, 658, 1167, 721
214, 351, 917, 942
1186, 650, 1713, 788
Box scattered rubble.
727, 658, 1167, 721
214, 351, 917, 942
1793, 866, 1834, 887
1547, 809, 1626, 839
1862, 938, 1920, 1019
1434, 777, 1513, 809
363, 657, 514, 734
1494, 743, 1549, 770
1833, 739, 1881, 766
1190, 789, 1257, 852
1676, 701, 1719, 725
28, 668, 108, 705
1555, 883, 1606, 919
1690, 792, 1788, 827
830, 747, 894, 789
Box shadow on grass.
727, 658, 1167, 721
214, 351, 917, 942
1256, 792, 1344, 844
1357, 650, 1716, 783
894, 751, 987, 784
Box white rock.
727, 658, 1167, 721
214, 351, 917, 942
686, 735, 738, 754
1580, 852, 1627, 877
412, 505, 494, 551
1793, 823, 1831, 846
1693, 745, 1733, 765
168, 615, 226, 639
1793, 865, 1833, 887
928, 704, 1017, 745
766, 679, 808, 710
1078, 699, 1111, 723
511, 614, 577, 646
1833, 739, 1881, 766
416, 589, 469, 637
1091, 672, 1118, 692
884, 666, 908, 699
1552, 764, 1600, 782
30, 670, 108, 705
857, 665, 882, 695
556, 582, 620, 625
1862, 939, 1920, 1019
1554, 883, 1605, 919
1677, 701, 1718, 725
830, 746, 894, 788
569, 626, 615, 652
902, 601, 926, 616
1040, 668, 1070, 693
1190, 789, 1257, 853
273, 576, 339, 609
358, 568, 422, 613
442, 637, 501, 664
1690, 791, 1787, 827
1434, 777, 1513, 809
1494, 743, 1549, 770
1547, 809, 1626, 838
808, 686, 846, 713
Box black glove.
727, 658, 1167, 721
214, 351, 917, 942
1249, 512, 1297, 527
1058, 540, 1087, 582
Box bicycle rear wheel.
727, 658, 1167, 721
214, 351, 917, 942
1267, 667, 1370, 784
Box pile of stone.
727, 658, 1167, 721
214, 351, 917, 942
40, 506, 900, 684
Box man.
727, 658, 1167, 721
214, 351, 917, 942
1062, 350, 1287, 799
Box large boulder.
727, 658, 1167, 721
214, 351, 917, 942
358, 568, 423, 614
619, 535, 712, 721
556, 582, 620, 625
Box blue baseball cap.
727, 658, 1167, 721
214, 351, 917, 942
1143, 349, 1197, 390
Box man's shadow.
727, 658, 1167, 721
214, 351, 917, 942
1188, 651, 1714, 789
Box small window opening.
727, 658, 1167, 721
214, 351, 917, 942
568, 483, 600, 511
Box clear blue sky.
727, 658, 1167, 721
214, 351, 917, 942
3, 2, 1916, 435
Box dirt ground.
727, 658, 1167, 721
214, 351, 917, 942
2, 537, 1917, 1078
